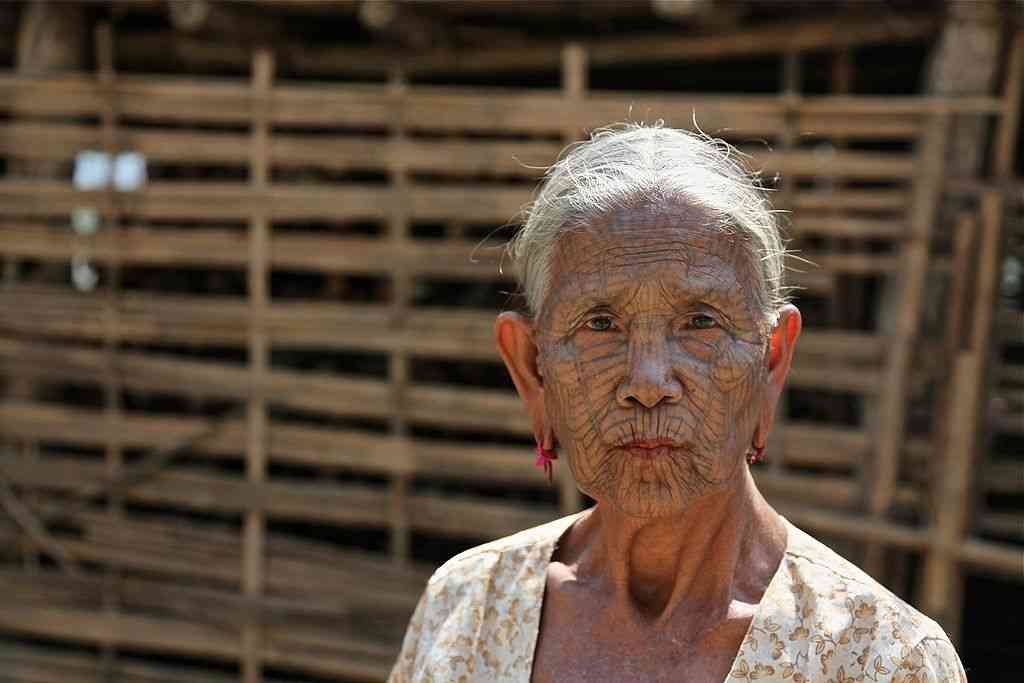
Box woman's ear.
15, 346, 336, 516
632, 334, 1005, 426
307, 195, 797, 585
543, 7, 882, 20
753, 304, 802, 449
495, 311, 550, 445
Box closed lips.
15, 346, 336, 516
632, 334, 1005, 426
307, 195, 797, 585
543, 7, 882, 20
618, 438, 686, 458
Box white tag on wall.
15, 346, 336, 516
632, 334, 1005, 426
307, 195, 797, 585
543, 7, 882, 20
113, 152, 147, 192
72, 150, 112, 191
71, 207, 101, 235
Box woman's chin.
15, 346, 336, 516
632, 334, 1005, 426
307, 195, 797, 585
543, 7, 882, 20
603, 484, 696, 519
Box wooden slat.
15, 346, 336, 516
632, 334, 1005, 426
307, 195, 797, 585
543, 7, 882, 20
0, 225, 511, 279
0, 501, 431, 609
0, 122, 558, 177
0, 641, 247, 683
115, 13, 939, 81
0, 287, 889, 362
242, 49, 273, 683
0, 604, 391, 682
865, 112, 950, 556
0, 399, 873, 500
0, 452, 555, 541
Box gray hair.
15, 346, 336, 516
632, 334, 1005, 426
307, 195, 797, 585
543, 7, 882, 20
507, 122, 790, 325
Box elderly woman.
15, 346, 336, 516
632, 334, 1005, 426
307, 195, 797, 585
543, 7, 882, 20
388, 124, 966, 682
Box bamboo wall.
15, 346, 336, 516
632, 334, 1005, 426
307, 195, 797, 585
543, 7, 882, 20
0, 34, 1021, 683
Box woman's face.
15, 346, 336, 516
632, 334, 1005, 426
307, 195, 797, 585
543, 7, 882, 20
532, 202, 770, 518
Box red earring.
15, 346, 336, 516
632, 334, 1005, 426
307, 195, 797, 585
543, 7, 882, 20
747, 444, 766, 465
534, 444, 558, 484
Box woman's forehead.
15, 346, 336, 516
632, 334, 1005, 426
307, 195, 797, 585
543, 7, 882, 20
541, 207, 759, 320
551, 205, 745, 279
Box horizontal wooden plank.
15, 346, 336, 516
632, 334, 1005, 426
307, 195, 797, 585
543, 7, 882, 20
0, 398, 873, 511
0, 122, 559, 177
0, 567, 393, 634
753, 149, 915, 180
0, 604, 390, 682
0, 605, 241, 669
0, 181, 919, 229
774, 502, 929, 550
0, 72, 1001, 128
0, 225, 512, 279
1, 323, 885, 405
0, 223, 914, 288
0, 285, 888, 362
0, 500, 429, 611
975, 512, 1024, 543
997, 309, 1023, 340
0, 451, 558, 541
980, 461, 1024, 494
992, 409, 1024, 436
0, 123, 921, 190
792, 113, 921, 139
0, 641, 247, 683
791, 188, 911, 211
0, 180, 539, 223
789, 216, 908, 239
959, 537, 1024, 577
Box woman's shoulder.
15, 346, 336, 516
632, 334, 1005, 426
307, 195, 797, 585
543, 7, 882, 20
781, 521, 935, 626
427, 511, 582, 591
758, 520, 966, 681
388, 512, 582, 682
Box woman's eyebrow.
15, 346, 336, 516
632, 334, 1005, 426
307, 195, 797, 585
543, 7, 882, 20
661, 276, 747, 308
560, 295, 615, 324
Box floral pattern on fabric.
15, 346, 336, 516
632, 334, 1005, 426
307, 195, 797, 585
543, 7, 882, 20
388, 512, 967, 683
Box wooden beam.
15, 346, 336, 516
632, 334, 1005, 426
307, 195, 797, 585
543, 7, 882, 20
112, 13, 939, 77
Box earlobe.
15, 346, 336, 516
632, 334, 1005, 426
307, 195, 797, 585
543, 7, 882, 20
495, 311, 542, 397
768, 304, 802, 377
754, 304, 802, 450
495, 311, 550, 444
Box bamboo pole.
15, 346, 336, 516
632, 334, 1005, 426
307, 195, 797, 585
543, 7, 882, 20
559, 43, 587, 515
388, 64, 412, 566
862, 110, 950, 579
919, 30, 1024, 641
93, 21, 125, 680
921, 191, 1006, 643
994, 32, 1024, 180
242, 48, 273, 683
766, 50, 800, 479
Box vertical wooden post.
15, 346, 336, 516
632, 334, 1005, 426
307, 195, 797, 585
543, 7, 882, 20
921, 191, 1005, 642
95, 21, 123, 680
388, 65, 412, 564
242, 48, 273, 683
776, 51, 800, 215
559, 43, 587, 515
20, 439, 40, 571
768, 50, 800, 478
994, 32, 1024, 179
862, 111, 950, 579
920, 30, 1024, 642
829, 49, 857, 330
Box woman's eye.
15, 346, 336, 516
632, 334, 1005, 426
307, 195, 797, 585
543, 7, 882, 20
688, 314, 718, 330
585, 316, 614, 332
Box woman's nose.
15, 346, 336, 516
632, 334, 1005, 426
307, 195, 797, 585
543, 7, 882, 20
615, 338, 684, 409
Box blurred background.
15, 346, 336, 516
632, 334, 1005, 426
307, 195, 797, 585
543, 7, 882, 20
0, 0, 1021, 681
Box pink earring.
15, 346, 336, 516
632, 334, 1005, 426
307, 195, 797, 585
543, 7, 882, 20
747, 444, 766, 466
534, 444, 558, 484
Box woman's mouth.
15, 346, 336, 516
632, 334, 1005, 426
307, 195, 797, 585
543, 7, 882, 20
617, 438, 686, 459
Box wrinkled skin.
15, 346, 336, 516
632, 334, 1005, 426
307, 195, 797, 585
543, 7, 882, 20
532, 202, 769, 518
495, 198, 802, 682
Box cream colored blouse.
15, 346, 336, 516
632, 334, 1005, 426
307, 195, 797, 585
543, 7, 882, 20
388, 511, 967, 682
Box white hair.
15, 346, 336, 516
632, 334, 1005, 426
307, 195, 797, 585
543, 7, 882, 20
507, 122, 791, 325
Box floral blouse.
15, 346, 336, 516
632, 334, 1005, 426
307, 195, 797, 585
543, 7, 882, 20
388, 510, 967, 682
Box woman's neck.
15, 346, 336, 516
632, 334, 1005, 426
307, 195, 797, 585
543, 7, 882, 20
571, 468, 786, 632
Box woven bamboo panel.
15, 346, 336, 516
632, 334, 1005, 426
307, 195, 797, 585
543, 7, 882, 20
0, 40, 1020, 681
977, 203, 1024, 545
